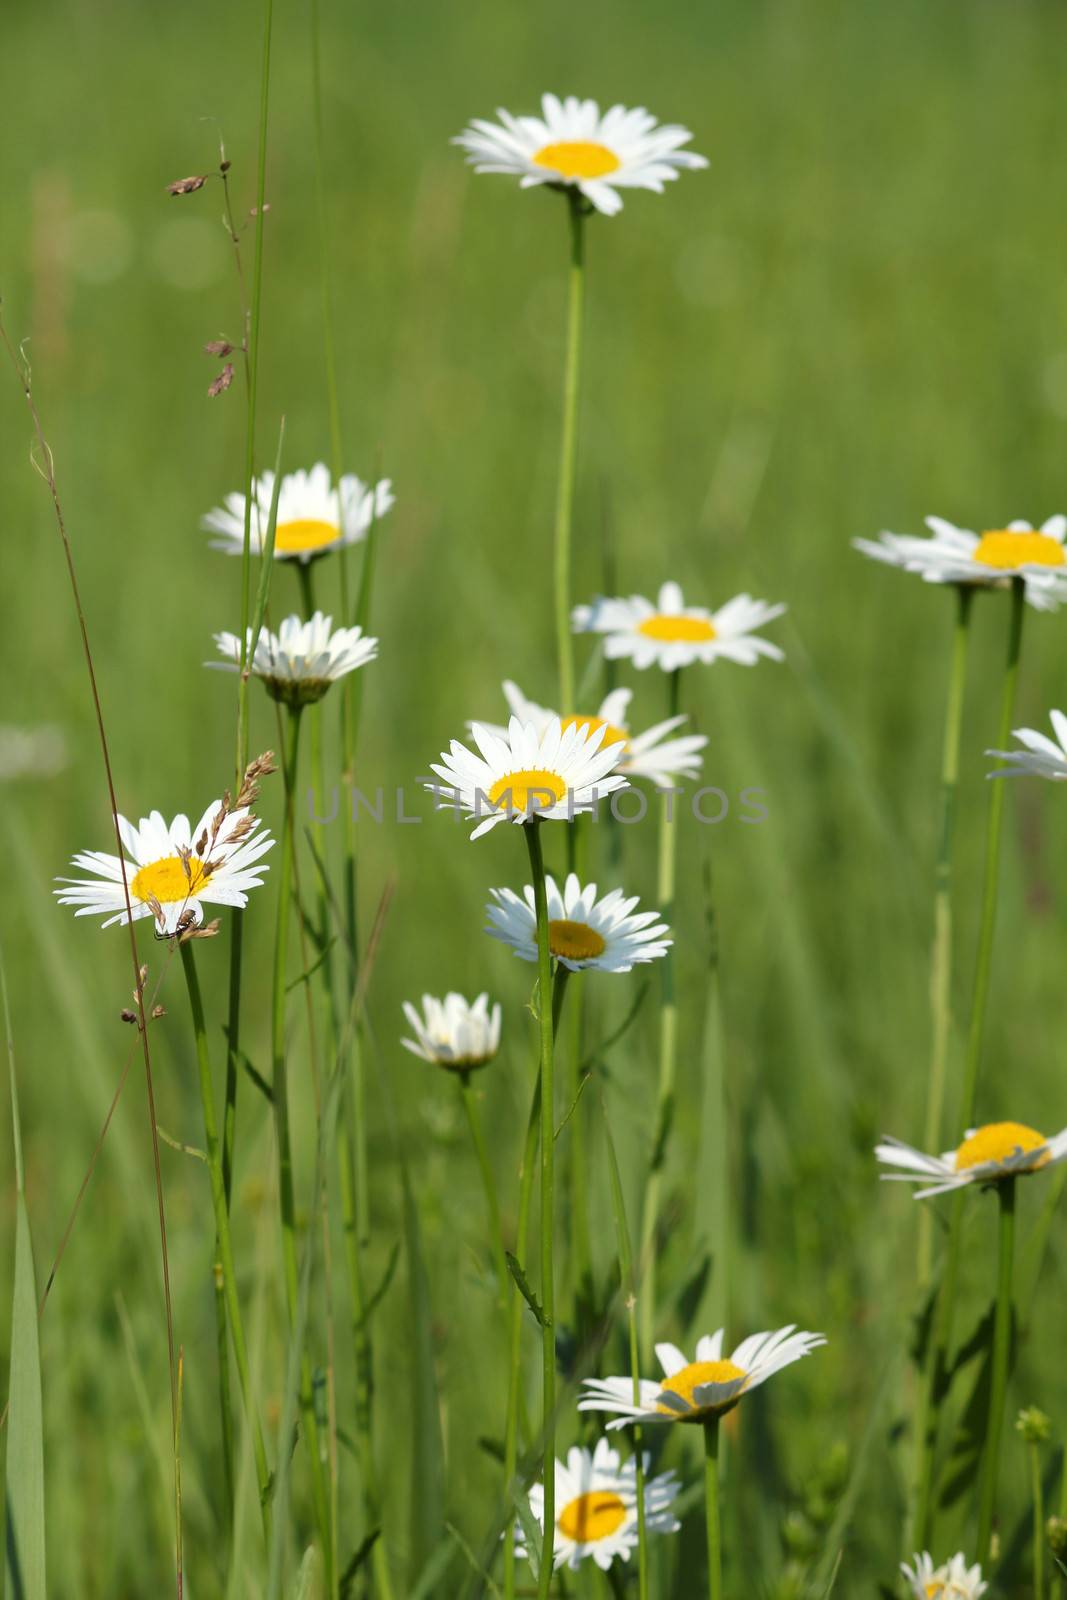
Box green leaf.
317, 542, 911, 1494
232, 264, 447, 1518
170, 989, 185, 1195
505, 1251, 550, 1328
3, 948, 46, 1600
290, 1547, 319, 1600
511, 1486, 543, 1584
408, 1536, 456, 1600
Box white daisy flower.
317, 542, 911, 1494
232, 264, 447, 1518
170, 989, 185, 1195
209, 612, 378, 707
573, 581, 785, 671
487, 872, 670, 973
579, 1326, 826, 1429
875, 1121, 1067, 1200
516, 1437, 680, 1573
901, 1551, 987, 1599
987, 709, 1067, 781
401, 992, 502, 1072
477, 682, 706, 790
454, 94, 707, 218
203, 462, 394, 565
55, 800, 273, 937
427, 716, 628, 841
854, 516, 1067, 611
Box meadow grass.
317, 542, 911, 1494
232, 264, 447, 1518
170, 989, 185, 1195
3, 0, 1067, 1594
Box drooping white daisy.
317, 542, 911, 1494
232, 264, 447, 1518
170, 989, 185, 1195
55, 800, 273, 937
208, 612, 378, 707
487, 872, 670, 973
454, 95, 707, 218
875, 1122, 1067, 1200
579, 1327, 826, 1429
573, 581, 785, 671
987, 709, 1067, 781
900, 1551, 987, 1599
478, 682, 706, 789
427, 716, 628, 840
516, 1438, 680, 1573
854, 516, 1067, 611
401, 993, 502, 1072
203, 463, 394, 564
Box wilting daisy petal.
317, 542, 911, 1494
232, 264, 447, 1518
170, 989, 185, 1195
55, 799, 273, 937
517, 1437, 680, 1572
573, 581, 785, 671
987, 709, 1067, 780
475, 681, 706, 790
203, 462, 394, 565
579, 1326, 825, 1429
208, 612, 378, 707
454, 95, 707, 218
854, 515, 1067, 611
875, 1122, 1067, 1199
487, 872, 670, 973
401, 992, 502, 1072
900, 1551, 987, 1599
427, 716, 628, 840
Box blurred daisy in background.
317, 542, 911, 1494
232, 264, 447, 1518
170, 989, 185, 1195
487, 872, 670, 972
427, 716, 628, 839
900, 1551, 987, 1599
573, 581, 785, 670
56, 798, 273, 936
854, 515, 1067, 610
516, 1438, 680, 1572
203, 463, 394, 564
580, 1326, 825, 1428
401, 992, 501, 1072
876, 1121, 1067, 1199
0, 724, 67, 781
987, 709, 1067, 780
209, 612, 378, 707
454, 94, 707, 217
478, 681, 706, 788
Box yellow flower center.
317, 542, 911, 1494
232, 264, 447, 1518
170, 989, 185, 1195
560, 713, 629, 753
532, 140, 621, 180
637, 614, 717, 643
972, 529, 1065, 570
548, 919, 607, 961
656, 1358, 746, 1416
925, 1585, 944, 1599
954, 1121, 1048, 1172
557, 1490, 627, 1543
131, 855, 211, 906
273, 517, 340, 555
486, 769, 567, 814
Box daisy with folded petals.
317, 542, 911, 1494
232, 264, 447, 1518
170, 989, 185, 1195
516, 1438, 681, 1573
401, 993, 501, 1072
854, 515, 1067, 610
209, 612, 378, 707
987, 709, 1067, 780
55, 799, 273, 936
579, 1326, 826, 1429
487, 873, 670, 973
875, 1121, 1067, 1199
901, 1551, 987, 1599
454, 95, 707, 218
479, 682, 706, 789
573, 581, 786, 670
203, 462, 394, 564
426, 716, 628, 840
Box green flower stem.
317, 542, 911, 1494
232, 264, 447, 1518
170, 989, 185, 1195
976, 1178, 1017, 1568
565, 817, 593, 1315
179, 940, 272, 1544
503, 968, 569, 1600
703, 1416, 723, 1600
271, 706, 332, 1569
1030, 1434, 1045, 1600
913, 579, 1025, 1551
638, 667, 682, 1359
553, 192, 587, 716
524, 819, 558, 1600
918, 586, 974, 1287
459, 1070, 510, 1313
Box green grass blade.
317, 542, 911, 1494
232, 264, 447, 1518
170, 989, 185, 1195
248, 418, 285, 651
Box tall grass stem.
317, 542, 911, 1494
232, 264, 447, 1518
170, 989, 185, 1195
553, 193, 586, 716
976, 1178, 1016, 1567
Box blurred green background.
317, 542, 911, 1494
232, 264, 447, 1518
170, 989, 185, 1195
3, 0, 1067, 1592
